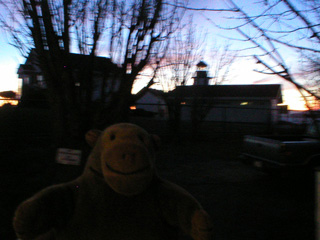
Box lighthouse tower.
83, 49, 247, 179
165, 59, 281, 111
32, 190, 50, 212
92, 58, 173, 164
192, 61, 212, 86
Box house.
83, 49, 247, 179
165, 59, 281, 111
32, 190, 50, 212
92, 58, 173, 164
132, 89, 168, 119
17, 49, 122, 102
134, 61, 283, 127
163, 60, 283, 126
167, 84, 283, 125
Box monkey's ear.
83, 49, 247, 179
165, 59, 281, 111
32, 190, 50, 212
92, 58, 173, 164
85, 129, 102, 147
151, 134, 161, 151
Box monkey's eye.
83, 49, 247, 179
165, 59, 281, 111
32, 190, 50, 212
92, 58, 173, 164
110, 134, 116, 141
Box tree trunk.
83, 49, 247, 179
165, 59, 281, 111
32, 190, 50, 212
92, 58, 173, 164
92, 75, 133, 128
42, 63, 83, 149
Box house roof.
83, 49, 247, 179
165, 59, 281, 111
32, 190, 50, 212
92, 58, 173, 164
142, 88, 165, 97
168, 84, 283, 103
134, 88, 166, 103
66, 53, 120, 73
18, 49, 121, 75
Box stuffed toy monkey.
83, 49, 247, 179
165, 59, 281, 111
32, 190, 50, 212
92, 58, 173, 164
13, 123, 213, 240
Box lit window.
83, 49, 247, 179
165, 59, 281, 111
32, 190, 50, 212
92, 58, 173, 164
24, 77, 30, 85
130, 106, 136, 110
181, 102, 186, 105
37, 75, 46, 87
37, 75, 44, 81
240, 102, 248, 105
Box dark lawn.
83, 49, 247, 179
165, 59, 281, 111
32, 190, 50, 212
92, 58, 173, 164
0, 107, 315, 239
156, 141, 314, 240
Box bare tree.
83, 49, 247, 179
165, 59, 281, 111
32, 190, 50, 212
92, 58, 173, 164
0, 91, 16, 99
1, 0, 118, 147
154, 16, 237, 90
217, 0, 320, 105
147, 16, 206, 134
150, 16, 238, 136
101, 0, 185, 124
157, 16, 206, 90
181, 0, 319, 135
0, 0, 185, 147
300, 52, 320, 106
208, 42, 238, 85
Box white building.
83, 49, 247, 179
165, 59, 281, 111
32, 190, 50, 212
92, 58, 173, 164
167, 61, 283, 125
132, 89, 168, 119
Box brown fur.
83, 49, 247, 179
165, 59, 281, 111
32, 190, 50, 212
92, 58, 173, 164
13, 123, 213, 240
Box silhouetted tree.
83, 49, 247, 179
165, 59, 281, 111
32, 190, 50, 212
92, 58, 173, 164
214, 0, 320, 104
100, 0, 184, 125
0, 91, 16, 99
219, 0, 320, 134
0, 91, 17, 108
155, 16, 205, 90
0, 0, 185, 147
150, 16, 237, 137
173, 1, 320, 111
300, 53, 320, 108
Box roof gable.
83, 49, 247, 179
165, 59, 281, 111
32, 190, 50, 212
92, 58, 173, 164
19, 49, 121, 74
67, 53, 119, 72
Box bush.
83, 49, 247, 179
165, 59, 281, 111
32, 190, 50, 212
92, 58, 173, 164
20, 87, 50, 108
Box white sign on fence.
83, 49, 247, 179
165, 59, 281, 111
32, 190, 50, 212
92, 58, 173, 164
56, 148, 82, 166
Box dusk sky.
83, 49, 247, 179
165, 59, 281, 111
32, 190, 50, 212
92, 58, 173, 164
0, 0, 311, 110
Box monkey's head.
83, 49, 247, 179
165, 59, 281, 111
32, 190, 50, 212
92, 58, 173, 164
84, 123, 160, 196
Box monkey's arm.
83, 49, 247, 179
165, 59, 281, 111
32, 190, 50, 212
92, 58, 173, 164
13, 183, 75, 240
158, 180, 213, 240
